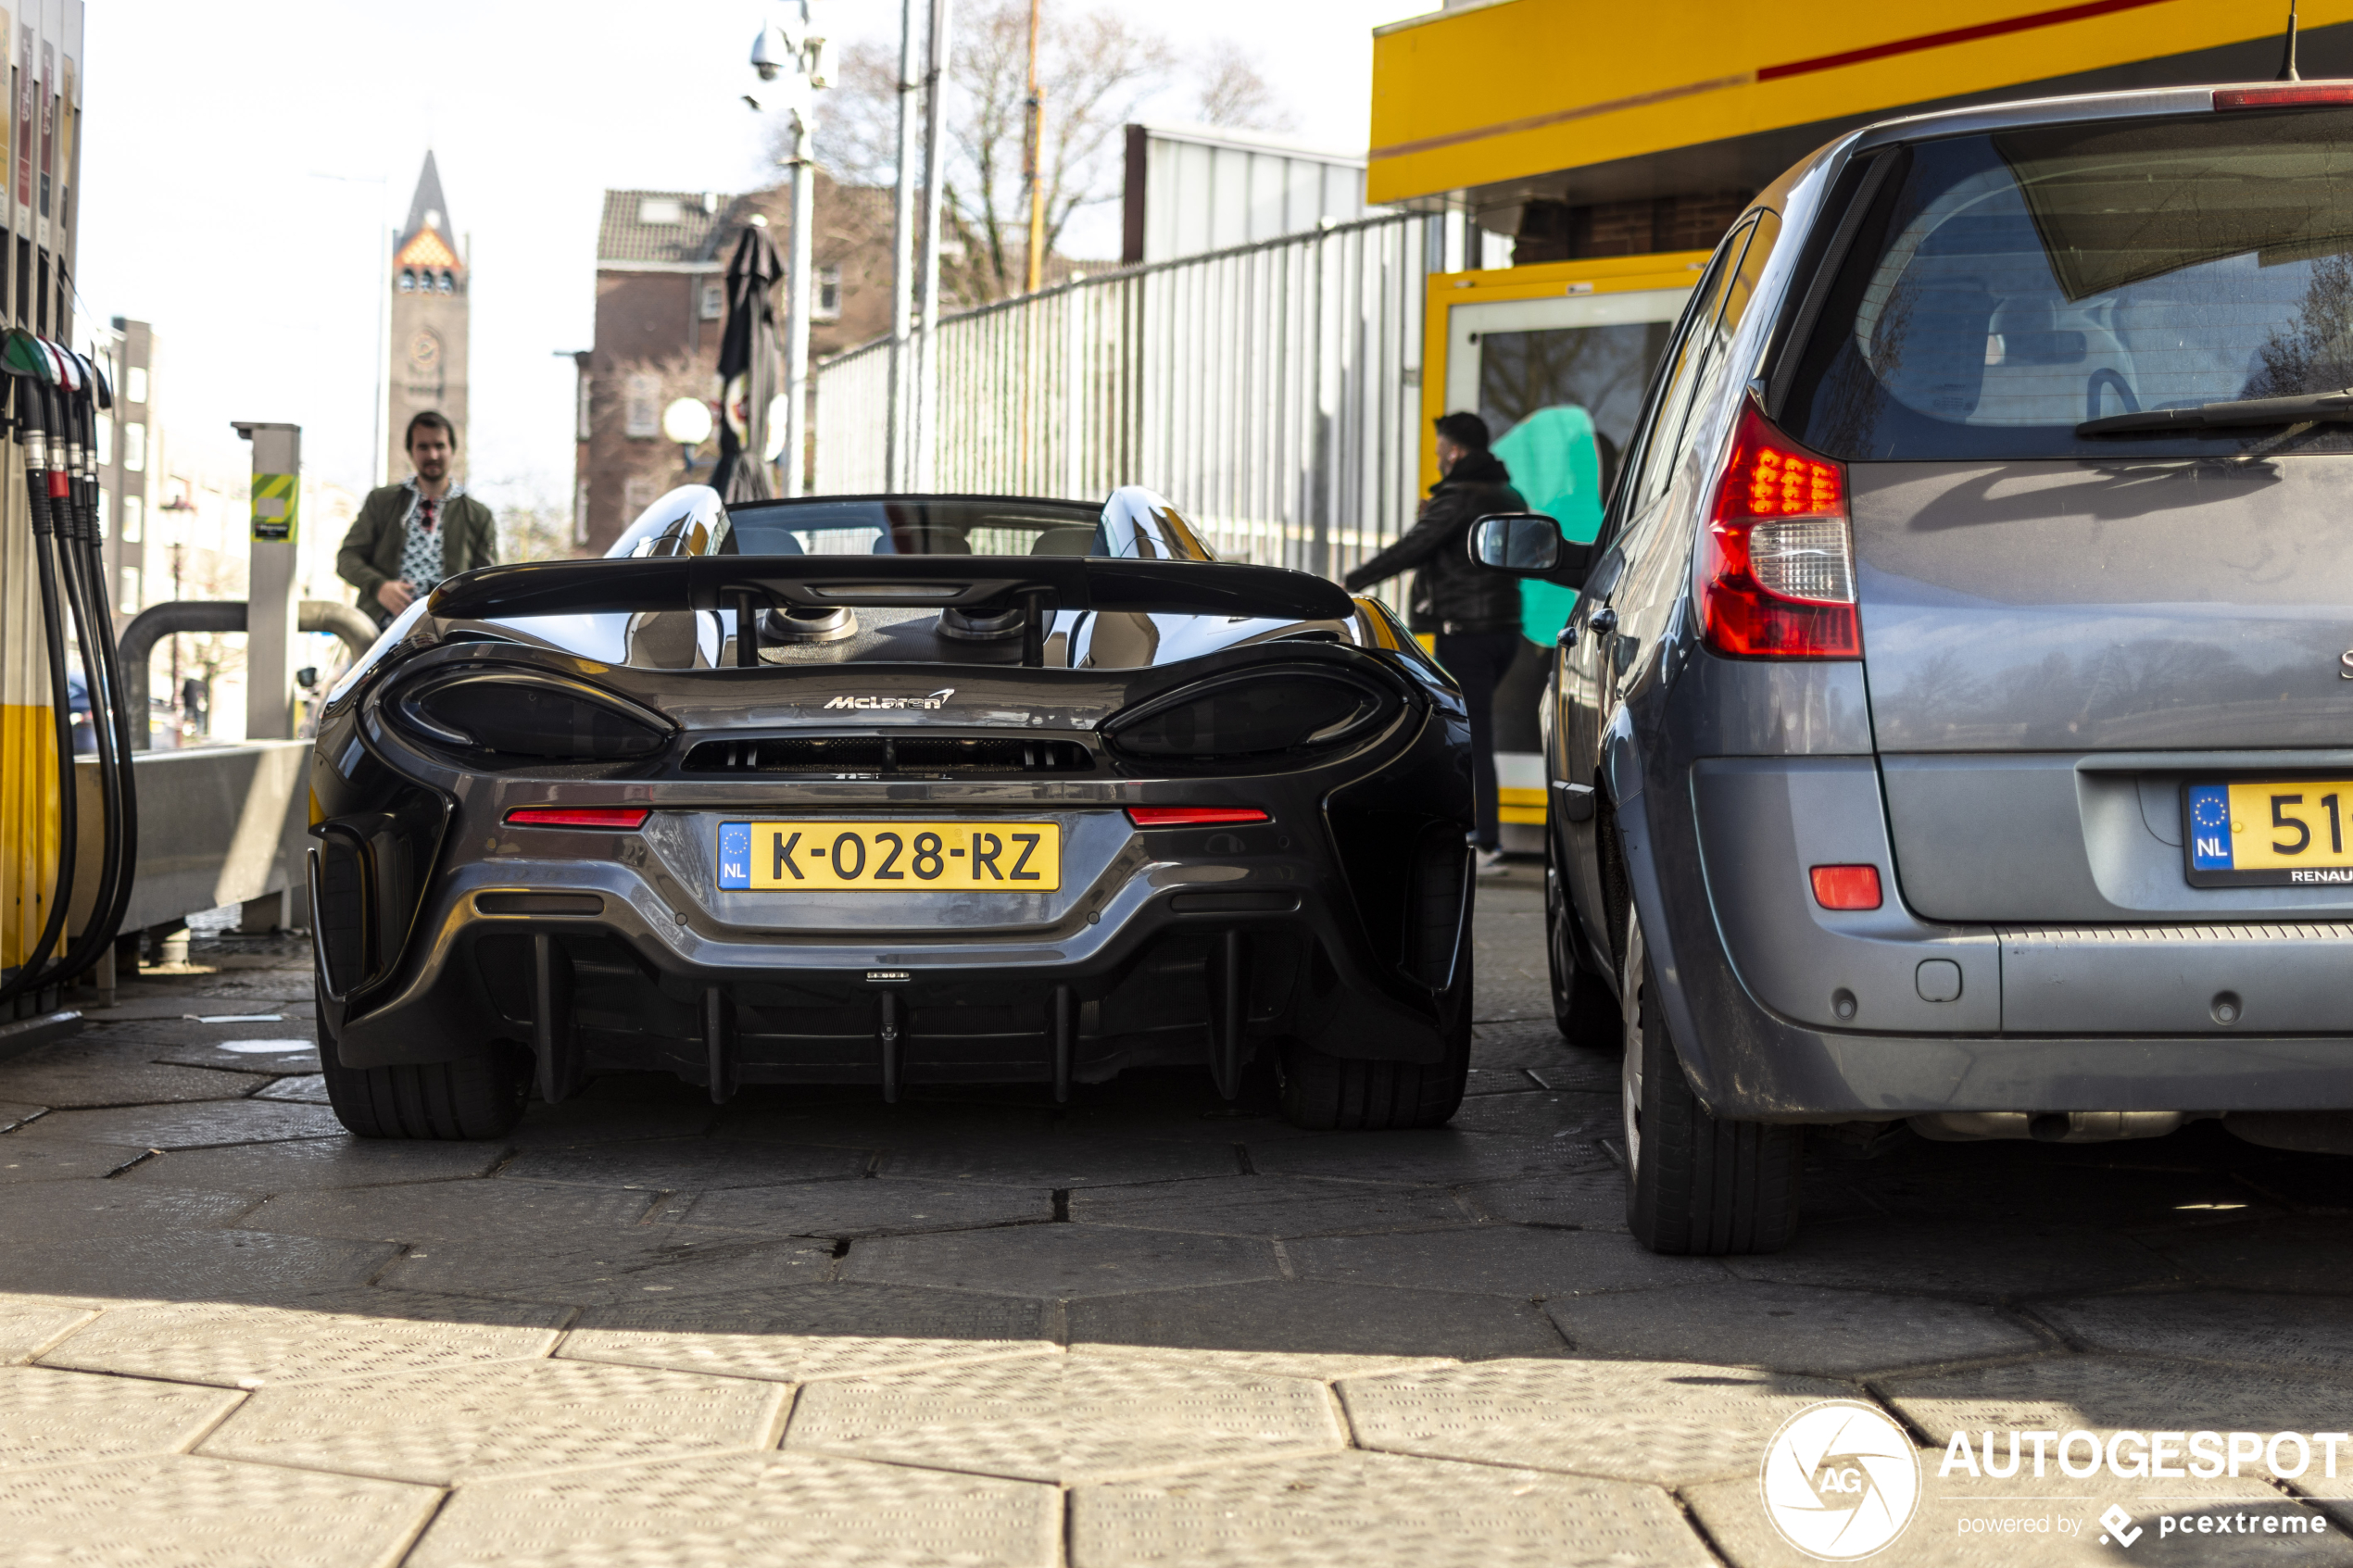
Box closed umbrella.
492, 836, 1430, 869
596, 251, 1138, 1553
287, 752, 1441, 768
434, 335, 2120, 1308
709, 220, 786, 502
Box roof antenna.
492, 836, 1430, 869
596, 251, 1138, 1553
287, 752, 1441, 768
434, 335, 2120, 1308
2280, 0, 2302, 82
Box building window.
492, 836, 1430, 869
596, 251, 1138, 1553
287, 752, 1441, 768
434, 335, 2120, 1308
574, 479, 590, 546
399, 269, 415, 293
438, 270, 455, 294
637, 195, 683, 225
700, 281, 724, 321
94, 411, 109, 465
121, 494, 143, 544
120, 567, 139, 612
623, 474, 658, 518
122, 422, 145, 473
575, 369, 592, 443
624, 373, 660, 439
125, 366, 147, 405
814, 265, 842, 321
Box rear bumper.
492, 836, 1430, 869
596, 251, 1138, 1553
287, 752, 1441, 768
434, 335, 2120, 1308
324, 834, 1465, 1086
1650, 756, 2353, 1118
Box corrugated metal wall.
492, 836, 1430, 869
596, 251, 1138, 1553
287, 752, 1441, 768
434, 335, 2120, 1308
816, 212, 1441, 580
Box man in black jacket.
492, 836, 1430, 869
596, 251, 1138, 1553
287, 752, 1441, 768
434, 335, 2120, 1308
1344, 411, 1527, 867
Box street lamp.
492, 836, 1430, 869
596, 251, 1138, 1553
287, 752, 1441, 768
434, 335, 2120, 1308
751, 3, 835, 498
661, 395, 713, 477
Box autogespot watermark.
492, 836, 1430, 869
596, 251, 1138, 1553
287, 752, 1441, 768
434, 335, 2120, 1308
1761, 1409, 2345, 1561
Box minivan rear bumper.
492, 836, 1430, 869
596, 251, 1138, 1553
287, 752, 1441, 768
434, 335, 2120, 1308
1666, 755, 2353, 1117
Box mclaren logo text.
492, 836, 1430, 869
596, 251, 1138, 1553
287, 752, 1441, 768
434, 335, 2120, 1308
824, 688, 956, 711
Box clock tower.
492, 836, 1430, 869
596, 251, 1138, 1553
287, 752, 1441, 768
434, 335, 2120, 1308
386, 151, 469, 482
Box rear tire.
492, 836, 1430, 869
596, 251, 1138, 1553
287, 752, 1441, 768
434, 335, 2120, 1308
1620, 907, 1801, 1254
317, 1000, 530, 1140
1548, 827, 1619, 1048
1279, 952, 1472, 1130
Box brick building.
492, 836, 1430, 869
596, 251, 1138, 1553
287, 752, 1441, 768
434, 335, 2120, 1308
570, 172, 889, 554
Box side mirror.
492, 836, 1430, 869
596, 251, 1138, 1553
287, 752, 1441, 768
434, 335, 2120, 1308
294, 666, 319, 691
1467, 512, 1594, 585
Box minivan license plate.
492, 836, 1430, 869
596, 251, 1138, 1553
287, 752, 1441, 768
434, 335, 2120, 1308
2185, 782, 2353, 886
716, 821, 1060, 891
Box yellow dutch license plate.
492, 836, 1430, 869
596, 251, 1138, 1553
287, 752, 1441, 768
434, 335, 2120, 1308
716, 821, 1061, 891
2185, 781, 2353, 886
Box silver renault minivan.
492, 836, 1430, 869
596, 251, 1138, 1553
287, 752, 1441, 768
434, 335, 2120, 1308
1475, 81, 2353, 1255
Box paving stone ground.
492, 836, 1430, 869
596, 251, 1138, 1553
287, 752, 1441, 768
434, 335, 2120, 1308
3, 874, 2352, 1564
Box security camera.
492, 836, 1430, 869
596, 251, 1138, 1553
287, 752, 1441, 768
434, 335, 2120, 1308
749, 19, 790, 82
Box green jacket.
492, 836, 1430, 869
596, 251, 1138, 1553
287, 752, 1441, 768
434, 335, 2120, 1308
338, 482, 498, 625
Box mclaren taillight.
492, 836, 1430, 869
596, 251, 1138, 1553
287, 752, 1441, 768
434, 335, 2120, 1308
505, 807, 651, 829
1126, 807, 1270, 827
1102, 666, 1400, 767
1697, 400, 1860, 659
393, 670, 673, 760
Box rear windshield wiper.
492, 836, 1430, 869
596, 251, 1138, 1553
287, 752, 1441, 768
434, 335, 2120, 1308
2077, 388, 2353, 436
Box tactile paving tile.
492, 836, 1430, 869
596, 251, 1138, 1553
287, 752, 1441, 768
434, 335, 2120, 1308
1885, 1356, 2353, 1451
2037, 1290, 2353, 1372
1687, 1465, 2353, 1568
562, 1283, 1052, 1382
378, 1232, 836, 1307
14, 1098, 346, 1150
662, 1177, 1053, 1238
787, 1350, 1345, 1483
1288, 1224, 1727, 1298
0, 1230, 396, 1302
0, 1454, 441, 1568
0, 1138, 145, 1184
409, 1449, 1058, 1568
200, 1357, 787, 1486
1068, 1280, 1567, 1380
1726, 1220, 2181, 1298
242, 1180, 658, 1243
1072, 1449, 1711, 1568
0, 1305, 99, 1365
1339, 1358, 1848, 1484
1551, 1281, 2045, 1376
1068, 1176, 1471, 1239
1250, 1130, 1596, 1187
44, 1298, 566, 1387
0, 1366, 242, 1469
0, 1035, 271, 1109
114, 1135, 510, 1192
0, 1185, 257, 1245
2148, 1217, 2353, 1294
500, 1136, 870, 1190
1443, 1091, 1617, 1140
875, 1136, 1243, 1188
843, 1223, 1278, 1298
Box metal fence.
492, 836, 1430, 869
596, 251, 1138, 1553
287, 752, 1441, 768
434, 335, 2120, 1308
815, 212, 1441, 578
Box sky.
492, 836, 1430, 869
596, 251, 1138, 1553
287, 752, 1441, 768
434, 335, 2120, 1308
75, 0, 1434, 517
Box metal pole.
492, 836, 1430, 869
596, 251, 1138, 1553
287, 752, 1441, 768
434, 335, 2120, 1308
783, 109, 815, 498
886, 0, 920, 493
915, 0, 953, 491
1024, 0, 1044, 295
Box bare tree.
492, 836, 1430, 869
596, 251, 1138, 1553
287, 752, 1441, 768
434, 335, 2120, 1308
799, 4, 1291, 304
1192, 40, 1293, 133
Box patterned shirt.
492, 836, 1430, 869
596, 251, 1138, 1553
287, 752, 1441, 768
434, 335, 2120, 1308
396, 480, 464, 593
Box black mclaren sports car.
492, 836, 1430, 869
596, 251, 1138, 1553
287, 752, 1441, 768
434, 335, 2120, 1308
307, 486, 1477, 1137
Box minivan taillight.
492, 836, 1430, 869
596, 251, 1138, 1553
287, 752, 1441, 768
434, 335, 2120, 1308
1697, 401, 1860, 659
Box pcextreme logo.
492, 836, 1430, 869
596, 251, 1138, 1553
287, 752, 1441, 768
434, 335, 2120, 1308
822, 688, 955, 710
1761, 1400, 1923, 1561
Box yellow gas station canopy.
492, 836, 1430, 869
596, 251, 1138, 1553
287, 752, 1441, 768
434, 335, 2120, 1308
1370, 0, 2353, 207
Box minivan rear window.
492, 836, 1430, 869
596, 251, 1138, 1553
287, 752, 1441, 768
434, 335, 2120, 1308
1783, 108, 2353, 459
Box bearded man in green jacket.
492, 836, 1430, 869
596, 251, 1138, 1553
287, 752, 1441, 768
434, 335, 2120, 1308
338, 410, 498, 628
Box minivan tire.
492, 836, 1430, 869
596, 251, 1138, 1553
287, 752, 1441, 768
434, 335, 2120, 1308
1279, 954, 1472, 1130
1620, 909, 1801, 1254
317, 1001, 531, 1140
1548, 830, 1620, 1049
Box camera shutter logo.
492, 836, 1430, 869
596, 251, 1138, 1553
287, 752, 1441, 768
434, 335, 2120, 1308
1760, 1400, 1921, 1560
